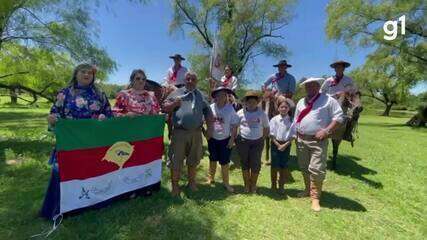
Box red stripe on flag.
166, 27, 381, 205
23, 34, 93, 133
58, 137, 164, 182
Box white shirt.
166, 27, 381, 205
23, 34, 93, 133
210, 103, 239, 140
294, 94, 344, 136
237, 108, 269, 140
163, 65, 188, 86
220, 75, 238, 90
269, 114, 294, 141
321, 75, 357, 97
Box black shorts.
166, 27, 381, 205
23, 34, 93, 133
208, 137, 232, 165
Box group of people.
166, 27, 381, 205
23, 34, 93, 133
40, 54, 358, 220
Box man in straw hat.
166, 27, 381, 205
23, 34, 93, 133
163, 71, 213, 196
294, 77, 344, 211
163, 54, 188, 88
263, 60, 296, 99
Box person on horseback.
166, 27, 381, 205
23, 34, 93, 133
262, 60, 296, 99
321, 60, 362, 168
163, 54, 188, 88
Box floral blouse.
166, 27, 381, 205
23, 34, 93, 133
50, 84, 112, 120
112, 89, 160, 116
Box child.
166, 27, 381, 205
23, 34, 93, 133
207, 87, 239, 193
269, 96, 295, 194
236, 91, 270, 193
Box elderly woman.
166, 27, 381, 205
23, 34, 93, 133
113, 69, 160, 116
40, 63, 112, 220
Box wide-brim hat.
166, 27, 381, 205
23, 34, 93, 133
330, 60, 350, 68
243, 90, 261, 101
273, 60, 292, 68
169, 54, 185, 61
299, 77, 325, 86
211, 86, 237, 98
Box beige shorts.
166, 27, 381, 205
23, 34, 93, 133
170, 128, 203, 170
296, 135, 328, 181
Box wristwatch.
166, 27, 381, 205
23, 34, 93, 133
325, 128, 331, 135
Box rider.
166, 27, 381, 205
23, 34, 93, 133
262, 60, 296, 99
163, 54, 188, 88
321, 60, 358, 104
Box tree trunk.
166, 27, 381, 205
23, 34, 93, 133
382, 103, 393, 116
10, 88, 18, 104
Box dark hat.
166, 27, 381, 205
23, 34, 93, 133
330, 60, 351, 68
145, 79, 162, 89
243, 90, 261, 101
273, 60, 292, 68
211, 86, 237, 98
169, 54, 185, 60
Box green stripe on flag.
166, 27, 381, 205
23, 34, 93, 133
55, 114, 165, 151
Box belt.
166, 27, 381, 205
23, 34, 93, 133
297, 133, 317, 141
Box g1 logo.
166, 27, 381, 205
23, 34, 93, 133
383, 15, 406, 41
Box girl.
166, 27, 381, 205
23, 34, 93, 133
269, 97, 295, 194
236, 91, 269, 193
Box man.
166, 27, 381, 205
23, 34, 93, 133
163, 72, 213, 196
164, 54, 188, 88
321, 60, 357, 100
263, 60, 296, 99
321, 60, 361, 142
294, 77, 344, 212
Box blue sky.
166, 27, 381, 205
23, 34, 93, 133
93, 0, 426, 93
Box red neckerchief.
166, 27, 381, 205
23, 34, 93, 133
171, 65, 182, 82
330, 75, 343, 87
271, 73, 285, 84
222, 75, 233, 87
296, 93, 321, 123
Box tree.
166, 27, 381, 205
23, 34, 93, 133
0, 0, 117, 103
350, 47, 425, 116
326, 0, 426, 72
169, 0, 296, 89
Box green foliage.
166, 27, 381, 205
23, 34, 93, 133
0, 105, 426, 239
169, 0, 296, 86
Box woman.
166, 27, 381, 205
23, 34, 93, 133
40, 63, 112, 220
113, 69, 160, 116
220, 65, 238, 91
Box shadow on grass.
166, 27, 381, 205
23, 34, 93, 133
0, 111, 47, 121
358, 122, 407, 128
328, 154, 383, 189
286, 189, 367, 212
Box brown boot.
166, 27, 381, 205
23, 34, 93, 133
188, 166, 199, 192
310, 179, 323, 212
297, 173, 310, 198
171, 169, 181, 197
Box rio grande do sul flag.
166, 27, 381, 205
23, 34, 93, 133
55, 115, 165, 214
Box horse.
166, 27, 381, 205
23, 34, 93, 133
330, 92, 363, 170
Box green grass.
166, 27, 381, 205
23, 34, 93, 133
0, 104, 426, 240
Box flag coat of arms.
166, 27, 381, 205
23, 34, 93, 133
55, 115, 165, 214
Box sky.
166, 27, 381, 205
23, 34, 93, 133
93, 0, 426, 93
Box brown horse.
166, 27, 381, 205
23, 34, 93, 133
330, 92, 363, 169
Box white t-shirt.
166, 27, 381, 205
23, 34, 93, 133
220, 75, 238, 90
269, 114, 294, 142
321, 75, 357, 97
294, 94, 344, 136
210, 103, 239, 140
237, 108, 270, 140
163, 65, 188, 86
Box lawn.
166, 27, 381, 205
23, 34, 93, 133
0, 102, 425, 240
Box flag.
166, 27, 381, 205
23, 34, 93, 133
55, 115, 165, 214
210, 36, 224, 81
